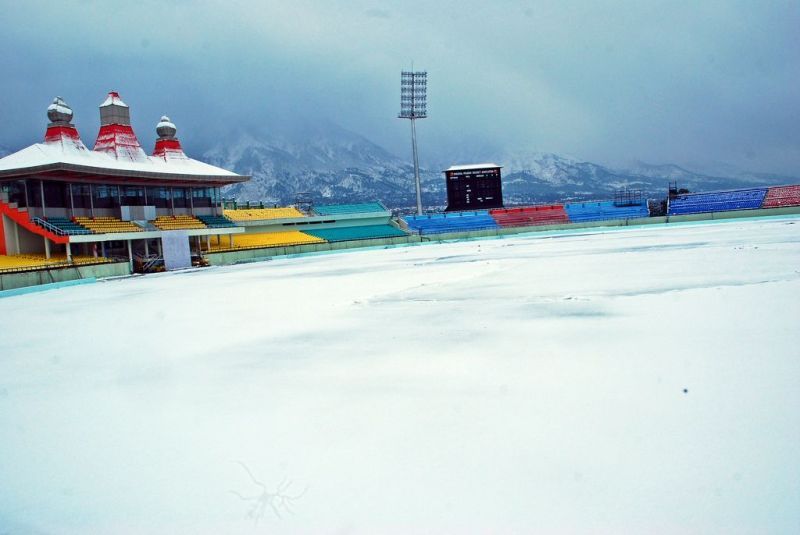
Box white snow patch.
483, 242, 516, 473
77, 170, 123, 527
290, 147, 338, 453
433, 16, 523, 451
0, 217, 798, 533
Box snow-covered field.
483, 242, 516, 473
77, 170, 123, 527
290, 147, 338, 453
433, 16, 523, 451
1, 217, 799, 534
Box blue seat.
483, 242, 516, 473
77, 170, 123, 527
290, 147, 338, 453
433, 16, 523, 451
403, 211, 500, 235
668, 189, 767, 215
564, 201, 650, 222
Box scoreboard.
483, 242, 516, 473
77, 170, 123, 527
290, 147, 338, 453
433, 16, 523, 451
445, 164, 504, 211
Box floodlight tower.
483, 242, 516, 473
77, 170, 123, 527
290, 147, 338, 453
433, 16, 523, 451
398, 71, 427, 215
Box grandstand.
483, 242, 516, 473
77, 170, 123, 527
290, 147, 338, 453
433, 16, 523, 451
564, 200, 650, 222
74, 216, 143, 233
404, 210, 499, 235
668, 188, 767, 215
312, 202, 387, 216
209, 230, 324, 251
762, 185, 800, 208
304, 224, 408, 242
223, 207, 305, 221
489, 205, 569, 227
0, 253, 111, 273
197, 215, 236, 228
153, 215, 206, 230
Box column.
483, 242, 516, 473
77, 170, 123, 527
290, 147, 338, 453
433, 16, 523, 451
44, 237, 51, 259
101, 241, 106, 257
127, 239, 133, 271
189, 188, 194, 215
69, 183, 75, 217
89, 184, 95, 218
206, 234, 211, 252
170, 187, 175, 215
229, 234, 234, 247
157, 239, 163, 256
144, 239, 150, 257
40, 180, 47, 218
66, 242, 72, 263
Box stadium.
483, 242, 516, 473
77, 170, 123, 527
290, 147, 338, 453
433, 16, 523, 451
0, 94, 798, 533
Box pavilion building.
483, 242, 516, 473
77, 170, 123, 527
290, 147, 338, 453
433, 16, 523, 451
0, 92, 249, 270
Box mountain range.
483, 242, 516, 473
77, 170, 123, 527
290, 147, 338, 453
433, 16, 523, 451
201, 122, 794, 209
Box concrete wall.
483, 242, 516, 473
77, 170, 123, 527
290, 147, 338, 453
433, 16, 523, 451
0, 261, 131, 291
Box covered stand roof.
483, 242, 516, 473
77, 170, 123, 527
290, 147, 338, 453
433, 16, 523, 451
0, 92, 248, 187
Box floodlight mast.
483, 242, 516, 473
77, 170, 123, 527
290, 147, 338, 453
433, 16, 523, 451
398, 71, 427, 215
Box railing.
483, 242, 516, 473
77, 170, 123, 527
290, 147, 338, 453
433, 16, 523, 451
31, 217, 93, 236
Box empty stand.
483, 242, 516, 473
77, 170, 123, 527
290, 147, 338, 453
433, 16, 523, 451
490, 205, 569, 227
37, 217, 92, 235
74, 216, 143, 233
209, 230, 324, 251
197, 215, 236, 228
668, 189, 767, 215
312, 203, 387, 216
223, 207, 305, 221
564, 201, 650, 222
762, 185, 800, 208
404, 211, 499, 235
0, 254, 111, 273
153, 215, 206, 230
304, 224, 408, 242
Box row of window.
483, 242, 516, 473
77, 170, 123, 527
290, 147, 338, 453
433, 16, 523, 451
3, 180, 222, 210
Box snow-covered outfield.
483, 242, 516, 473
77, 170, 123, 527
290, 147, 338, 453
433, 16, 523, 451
1, 217, 799, 534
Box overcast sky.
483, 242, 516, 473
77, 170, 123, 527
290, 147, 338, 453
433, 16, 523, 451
1, 0, 798, 174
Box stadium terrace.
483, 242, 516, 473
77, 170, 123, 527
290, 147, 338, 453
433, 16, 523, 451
1, 93, 800, 292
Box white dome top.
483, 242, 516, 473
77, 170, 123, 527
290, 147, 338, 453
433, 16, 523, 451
156, 115, 177, 139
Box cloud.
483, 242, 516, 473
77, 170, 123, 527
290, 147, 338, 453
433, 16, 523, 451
0, 0, 797, 174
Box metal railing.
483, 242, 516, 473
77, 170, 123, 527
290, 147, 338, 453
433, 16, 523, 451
31, 217, 93, 236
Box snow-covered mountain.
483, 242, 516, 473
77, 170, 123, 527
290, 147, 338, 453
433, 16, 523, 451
200, 124, 789, 208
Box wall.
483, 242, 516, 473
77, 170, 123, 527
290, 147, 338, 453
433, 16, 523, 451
0, 261, 131, 291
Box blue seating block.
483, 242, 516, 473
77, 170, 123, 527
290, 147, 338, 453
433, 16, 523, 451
403, 211, 500, 235
564, 201, 650, 222
668, 189, 767, 215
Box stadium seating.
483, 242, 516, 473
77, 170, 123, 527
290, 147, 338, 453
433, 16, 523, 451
38, 217, 92, 235
197, 215, 237, 228
153, 215, 206, 230
304, 224, 408, 242
0, 254, 111, 273
74, 217, 143, 233
208, 230, 325, 251
223, 207, 305, 221
761, 185, 800, 208
312, 203, 387, 216
403, 211, 500, 235
667, 189, 767, 215
490, 205, 569, 227
564, 201, 650, 222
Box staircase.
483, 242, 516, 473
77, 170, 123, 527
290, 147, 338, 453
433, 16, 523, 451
0, 198, 70, 245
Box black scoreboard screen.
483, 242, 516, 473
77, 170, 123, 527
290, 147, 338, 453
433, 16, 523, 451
445, 166, 504, 211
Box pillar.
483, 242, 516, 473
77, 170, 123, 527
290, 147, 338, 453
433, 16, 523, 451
127, 239, 133, 271
206, 234, 211, 252
229, 234, 234, 247
170, 187, 175, 215
189, 188, 194, 215
40, 180, 46, 218
89, 184, 95, 218
101, 241, 106, 257
66, 242, 72, 263
44, 237, 51, 259
144, 239, 150, 257
69, 183, 75, 218
157, 239, 163, 256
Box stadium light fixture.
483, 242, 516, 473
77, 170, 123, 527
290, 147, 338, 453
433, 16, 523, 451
398, 71, 427, 215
